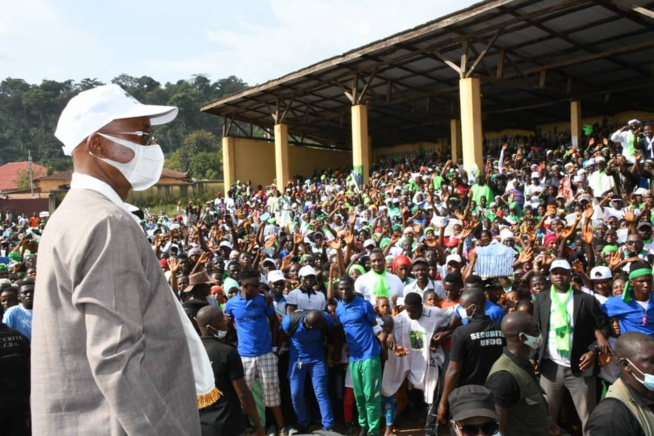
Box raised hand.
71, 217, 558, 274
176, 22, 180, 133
329, 262, 340, 279
624, 210, 636, 224
328, 239, 342, 250
281, 254, 293, 271
197, 251, 211, 265
608, 252, 622, 270
517, 247, 533, 264
581, 225, 594, 245
343, 231, 355, 246
264, 235, 277, 248
168, 257, 180, 273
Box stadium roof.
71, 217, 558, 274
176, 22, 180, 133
202, 0, 654, 149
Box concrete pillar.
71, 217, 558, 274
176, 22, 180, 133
571, 100, 582, 149
351, 104, 370, 185
274, 124, 290, 189
450, 118, 462, 162
459, 78, 484, 174
222, 136, 235, 195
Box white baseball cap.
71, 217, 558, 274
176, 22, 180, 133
55, 84, 178, 155
590, 266, 612, 280
550, 259, 571, 271
268, 270, 286, 284
363, 239, 376, 248
299, 265, 317, 277
446, 254, 462, 265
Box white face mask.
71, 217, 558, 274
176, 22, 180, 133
94, 133, 164, 191
626, 358, 654, 391
458, 305, 474, 323
207, 325, 227, 339
520, 332, 543, 349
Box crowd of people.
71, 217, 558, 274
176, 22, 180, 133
3, 84, 654, 436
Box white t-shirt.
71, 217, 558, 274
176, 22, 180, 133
355, 270, 404, 308
544, 292, 574, 368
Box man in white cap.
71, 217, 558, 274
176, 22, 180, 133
532, 258, 610, 435
611, 119, 642, 163
286, 265, 326, 312
587, 156, 615, 199
32, 85, 202, 435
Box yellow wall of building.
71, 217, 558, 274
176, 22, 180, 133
536, 110, 654, 133
232, 137, 352, 186
373, 141, 447, 162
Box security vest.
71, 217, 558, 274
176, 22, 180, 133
488, 353, 549, 436
605, 378, 654, 435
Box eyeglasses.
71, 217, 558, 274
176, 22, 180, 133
102, 131, 155, 145
455, 421, 500, 436
626, 240, 642, 245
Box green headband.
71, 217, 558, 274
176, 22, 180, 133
425, 227, 435, 233
349, 265, 365, 275
601, 245, 618, 256
624, 268, 653, 303
300, 254, 312, 263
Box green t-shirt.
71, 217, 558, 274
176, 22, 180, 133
433, 176, 444, 190
470, 184, 493, 205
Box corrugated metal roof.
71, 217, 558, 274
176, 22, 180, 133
202, 0, 654, 149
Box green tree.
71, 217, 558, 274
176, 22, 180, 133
13, 169, 32, 190
188, 152, 221, 180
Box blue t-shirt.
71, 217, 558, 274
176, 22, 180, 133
602, 294, 654, 337
282, 311, 334, 361
335, 296, 381, 361
455, 301, 505, 325
225, 294, 274, 357
2, 305, 32, 341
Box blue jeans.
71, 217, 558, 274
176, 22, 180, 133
288, 358, 334, 429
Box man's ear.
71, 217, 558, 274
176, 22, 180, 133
86, 133, 105, 157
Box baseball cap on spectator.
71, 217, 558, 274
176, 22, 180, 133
637, 221, 653, 229
299, 265, 317, 277
363, 239, 376, 249
550, 259, 571, 271
411, 257, 429, 268
531, 172, 540, 179
449, 385, 498, 422
158, 259, 168, 267
446, 254, 462, 265
55, 84, 178, 156
268, 270, 286, 284
187, 247, 203, 257
590, 266, 612, 280
262, 258, 276, 268
219, 240, 233, 249
634, 187, 649, 196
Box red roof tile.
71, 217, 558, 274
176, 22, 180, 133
0, 162, 48, 191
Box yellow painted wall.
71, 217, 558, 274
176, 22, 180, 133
484, 129, 534, 140
373, 140, 447, 162
232, 137, 352, 186
288, 145, 352, 179
536, 110, 654, 133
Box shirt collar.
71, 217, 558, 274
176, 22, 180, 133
70, 172, 140, 224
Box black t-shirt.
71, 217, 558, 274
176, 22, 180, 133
450, 316, 504, 386
0, 323, 30, 408
199, 337, 248, 436
485, 349, 538, 407
588, 378, 653, 436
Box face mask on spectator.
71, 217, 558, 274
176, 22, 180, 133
519, 332, 543, 349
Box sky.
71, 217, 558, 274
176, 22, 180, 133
1, 0, 480, 87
